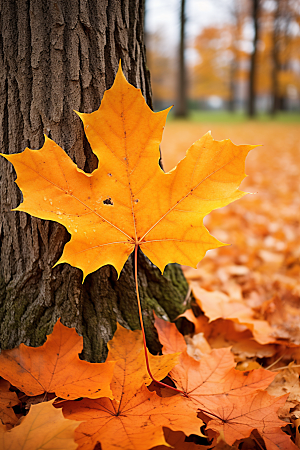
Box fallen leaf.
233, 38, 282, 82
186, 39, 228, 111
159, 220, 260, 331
0, 399, 79, 450
232, 340, 277, 359
155, 317, 296, 449
106, 323, 180, 400
191, 284, 276, 345
72, 384, 205, 450
1, 63, 254, 279
267, 367, 300, 421
155, 316, 275, 398
59, 321, 201, 449
186, 332, 212, 360
0, 319, 115, 400
179, 310, 256, 351
262, 296, 300, 344
0, 379, 19, 427
191, 285, 252, 321
292, 417, 300, 448
63, 385, 203, 450
152, 312, 186, 354
203, 392, 297, 450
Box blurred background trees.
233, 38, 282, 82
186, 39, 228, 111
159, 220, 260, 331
145, 0, 300, 116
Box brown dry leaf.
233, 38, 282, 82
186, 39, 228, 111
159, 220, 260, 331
232, 340, 278, 360
185, 332, 212, 360
0, 319, 115, 400
262, 296, 300, 344
267, 367, 300, 421
0, 399, 79, 450
211, 440, 238, 450
292, 418, 300, 448
0, 379, 19, 427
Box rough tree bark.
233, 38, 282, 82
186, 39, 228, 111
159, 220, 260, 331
0, 0, 188, 362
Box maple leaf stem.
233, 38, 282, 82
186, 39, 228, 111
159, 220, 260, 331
134, 244, 187, 396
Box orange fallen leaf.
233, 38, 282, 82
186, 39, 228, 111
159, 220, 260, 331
0, 379, 19, 427
155, 316, 275, 398
62, 323, 202, 450
152, 312, 186, 354
0, 319, 115, 400
63, 385, 203, 450
1, 63, 255, 279
155, 317, 296, 449
106, 323, 180, 400
191, 283, 276, 345
61, 323, 196, 450
203, 391, 297, 450
0, 399, 79, 450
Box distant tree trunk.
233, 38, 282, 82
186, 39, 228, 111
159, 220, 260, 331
175, 0, 188, 117
270, 0, 292, 114
227, 0, 243, 113
270, 0, 281, 115
228, 60, 237, 112
0, 0, 188, 362
248, 0, 260, 117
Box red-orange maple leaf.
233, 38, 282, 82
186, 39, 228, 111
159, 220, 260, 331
0, 319, 115, 400
62, 323, 203, 450
155, 316, 297, 450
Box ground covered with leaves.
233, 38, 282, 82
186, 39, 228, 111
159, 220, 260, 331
0, 118, 299, 449
162, 118, 300, 447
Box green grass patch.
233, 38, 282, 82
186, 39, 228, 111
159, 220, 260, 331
166, 110, 300, 124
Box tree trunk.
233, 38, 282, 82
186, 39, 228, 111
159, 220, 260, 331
248, 0, 260, 117
270, 0, 281, 115
228, 59, 237, 112
0, 0, 188, 362
175, 0, 188, 117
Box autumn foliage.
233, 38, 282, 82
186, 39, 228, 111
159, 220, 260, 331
0, 318, 297, 450
0, 65, 299, 449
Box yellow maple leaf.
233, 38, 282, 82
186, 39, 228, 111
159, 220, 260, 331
1, 63, 255, 279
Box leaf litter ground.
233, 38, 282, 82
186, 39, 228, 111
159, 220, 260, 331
0, 319, 298, 450
161, 119, 300, 447
1, 64, 299, 448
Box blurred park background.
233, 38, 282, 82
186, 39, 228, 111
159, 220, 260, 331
145, 0, 300, 118
144, 0, 300, 334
